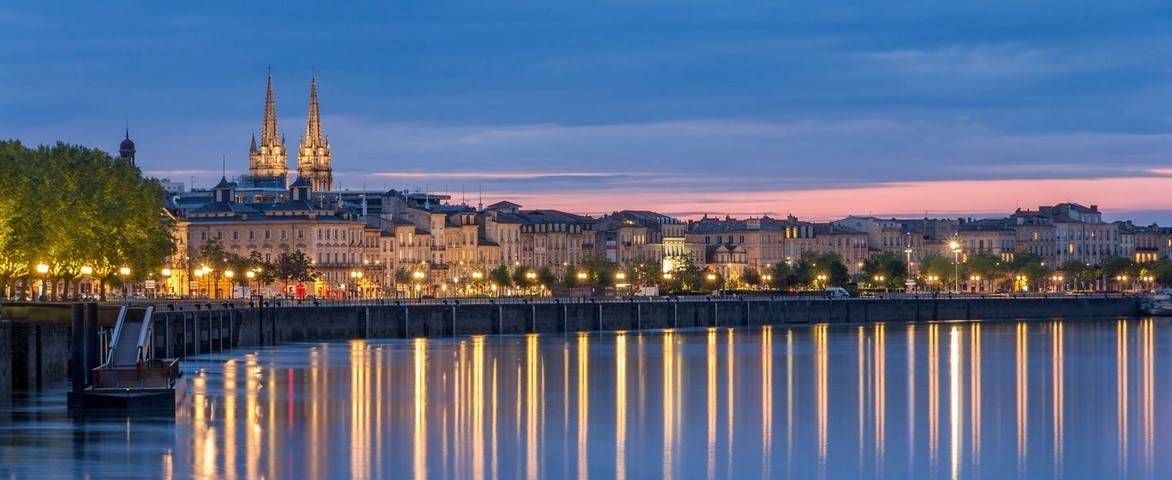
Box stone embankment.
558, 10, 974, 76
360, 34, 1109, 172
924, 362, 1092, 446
0, 295, 1142, 402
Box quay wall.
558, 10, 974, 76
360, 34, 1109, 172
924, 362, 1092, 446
0, 296, 1144, 401
144, 296, 1138, 359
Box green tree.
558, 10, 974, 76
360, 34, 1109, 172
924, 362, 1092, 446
0, 141, 175, 300
806, 251, 849, 288
861, 251, 908, 291
964, 251, 1004, 291
740, 266, 762, 289
561, 264, 580, 288
489, 265, 512, 289
274, 250, 316, 294
537, 266, 557, 292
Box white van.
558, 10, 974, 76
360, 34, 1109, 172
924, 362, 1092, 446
825, 287, 850, 298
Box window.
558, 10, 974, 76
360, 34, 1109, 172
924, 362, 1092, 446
249, 231, 254, 240
232, 231, 239, 240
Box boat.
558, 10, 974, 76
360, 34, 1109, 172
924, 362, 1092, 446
1140, 292, 1172, 316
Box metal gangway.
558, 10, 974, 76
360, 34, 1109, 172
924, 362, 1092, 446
92, 305, 179, 390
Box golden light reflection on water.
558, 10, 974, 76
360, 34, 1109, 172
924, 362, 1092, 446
615, 332, 628, 480
662, 329, 678, 478
525, 334, 540, 480
577, 333, 589, 480
726, 328, 735, 478
223, 358, 237, 479
1117, 320, 1129, 477
1016, 322, 1028, 473
907, 324, 916, 467
1140, 319, 1154, 474
970, 323, 981, 465
414, 339, 428, 480
949, 327, 960, 480
928, 324, 939, 468
1050, 323, 1064, 476
874, 324, 886, 461
707, 328, 717, 480
761, 326, 773, 479
173, 318, 1172, 479
350, 341, 369, 480
814, 323, 828, 473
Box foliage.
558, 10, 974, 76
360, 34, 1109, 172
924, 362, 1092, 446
860, 251, 908, 290
536, 266, 557, 290
740, 266, 761, 288
0, 140, 175, 300
489, 265, 512, 288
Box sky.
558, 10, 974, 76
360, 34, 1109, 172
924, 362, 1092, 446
2, 1, 1171, 223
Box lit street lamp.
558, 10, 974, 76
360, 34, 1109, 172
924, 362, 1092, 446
948, 240, 961, 292
118, 266, 131, 302
35, 262, 49, 301
225, 270, 235, 298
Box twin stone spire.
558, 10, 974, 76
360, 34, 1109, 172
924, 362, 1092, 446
248, 72, 333, 191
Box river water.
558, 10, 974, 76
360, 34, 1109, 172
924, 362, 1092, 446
1, 318, 1169, 479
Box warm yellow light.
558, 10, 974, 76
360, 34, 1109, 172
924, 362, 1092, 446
707, 273, 717, 281
615, 272, 626, 280
119, 267, 130, 276
161, 268, 172, 277
80, 266, 93, 275
948, 240, 960, 250
526, 271, 536, 279
663, 272, 673, 280
35, 263, 49, 274
413, 271, 425, 280
225, 270, 234, 279
472, 271, 483, 279
577, 272, 588, 280
246, 271, 255, 279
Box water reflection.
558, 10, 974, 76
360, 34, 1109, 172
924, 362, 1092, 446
0, 318, 1130, 479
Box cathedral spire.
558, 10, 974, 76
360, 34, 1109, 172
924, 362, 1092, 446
261, 72, 279, 146
298, 74, 333, 192
305, 75, 323, 147
249, 70, 289, 183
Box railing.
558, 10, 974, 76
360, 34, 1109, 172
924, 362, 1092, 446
98, 305, 129, 369
91, 358, 180, 390
134, 305, 155, 367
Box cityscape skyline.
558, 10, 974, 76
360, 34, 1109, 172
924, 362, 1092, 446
3, 2, 1172, 223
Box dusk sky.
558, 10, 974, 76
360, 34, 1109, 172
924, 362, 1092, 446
3, 2, 1171, 223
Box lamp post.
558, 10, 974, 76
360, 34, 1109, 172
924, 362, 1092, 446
413, 270, 425, 299
161, 268, 172, 298
118, 266, 131, 303
471, 270, 484, 297
225, 270, 235, 299
246, 270, 256, 297
948, 241, 961, 292
970, 275, 981, 293
35, 262, 49, 301
80, 265, 93, 300
350, 270, 363, 299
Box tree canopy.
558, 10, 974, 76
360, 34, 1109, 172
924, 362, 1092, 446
0, 140, 175, 299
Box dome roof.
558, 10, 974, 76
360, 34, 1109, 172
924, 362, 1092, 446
119, 129, 135, 155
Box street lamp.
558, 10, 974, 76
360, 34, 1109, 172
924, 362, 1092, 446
35, 262, 49, 299
225, 270, 235, 298
970, 275, 981, 292
948, 240, 961, 292
413, 270, 425, 298
350, 270, 363, 299
118, 266, 131, 302
80, 265, 93, 299
246, 270, 256, 296
161, 268, 172, 298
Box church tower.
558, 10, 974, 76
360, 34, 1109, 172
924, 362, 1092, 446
248, 72, 289, 183
297, 75, 333, 192
118, 128, 136, 166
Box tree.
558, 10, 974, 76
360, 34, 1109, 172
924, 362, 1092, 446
806, 251, 849, 288
537, 266, 557, 292
562, 264, 580, 288
489, 265, 512, 289
740, 266, 762, 289
964, 252, 1004, 291
0, 141, 175, 301
861, 251, 908, 291
274, 250, 316, 294
1059, 259, 1092, 291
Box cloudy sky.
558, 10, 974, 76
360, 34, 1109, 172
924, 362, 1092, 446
3, 1, 1171, 222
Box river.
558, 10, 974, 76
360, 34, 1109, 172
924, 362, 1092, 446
0, 317, 1168, 479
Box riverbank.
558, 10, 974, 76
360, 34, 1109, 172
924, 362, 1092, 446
0, 295, 1142, 403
